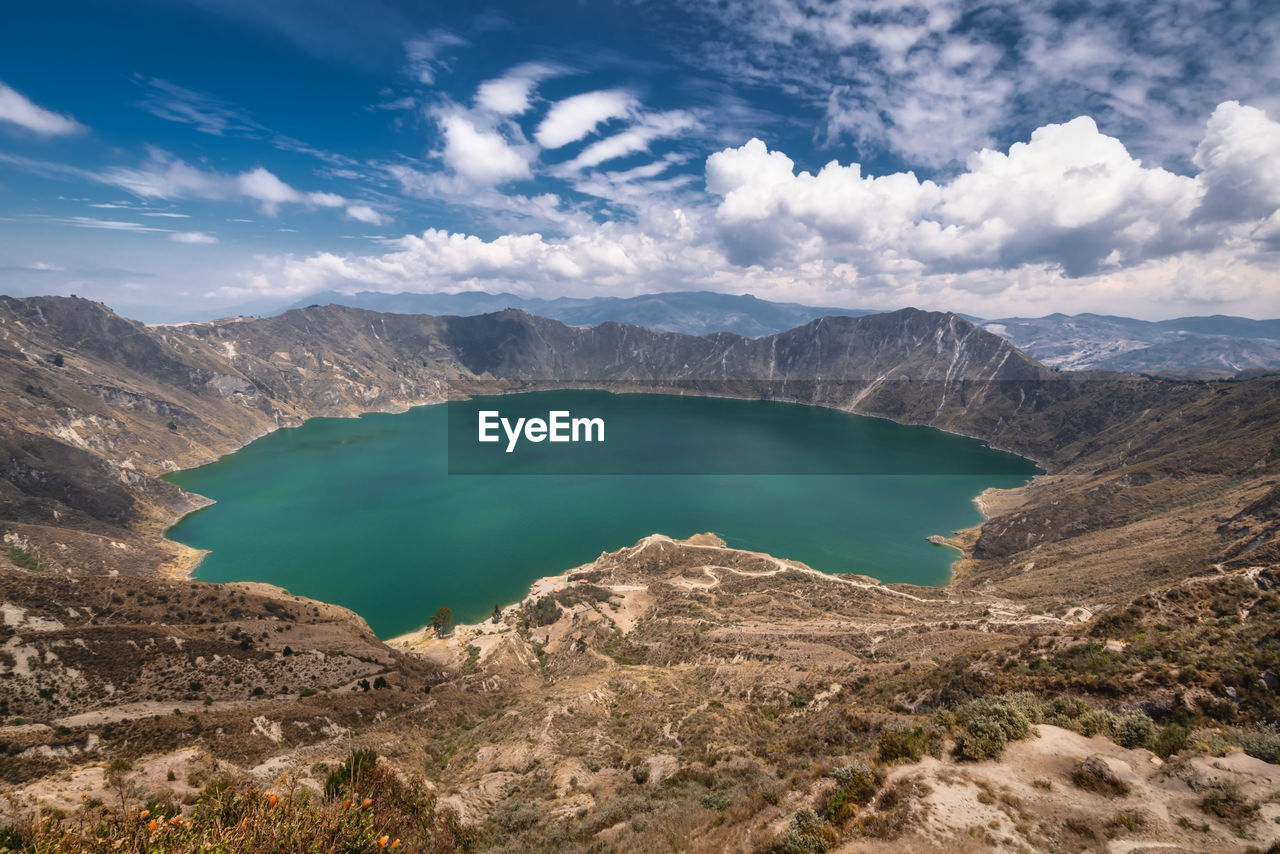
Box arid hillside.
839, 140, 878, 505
1, 294, 1278, 851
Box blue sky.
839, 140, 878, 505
1, 0, 1278, 321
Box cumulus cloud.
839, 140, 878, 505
1192, 101, 1280, 223
705, 113, 1220, 276
170, 231, 218, 244
439, 112, 533, 185
220, 101, 1280, 319
0, 82, 85, 135
535, 90, 637, 149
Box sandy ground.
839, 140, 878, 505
835, 725, 1280, 853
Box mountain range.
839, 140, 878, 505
285, 290, 1280, 379
285, 289, 876, 339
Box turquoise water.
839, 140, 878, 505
164, 391, 1037, 637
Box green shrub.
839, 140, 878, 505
1189, 727, 1238, 756
876, 723, 942, 765
1075, 708, 1116, 738
950, 693, 1038, 761
960, 695, 1034, 740
830, 761, 878, 810
952, 715, 1007, 761
1040, 696, 1090, 728
1151, 723, 1190, 758
852, 777, 928, 839
6, 764, 477, 853
765, 808, 837, 854
492, 800, 542, 834
1105, 810, 1145, 836
1238, 723, 1280, 764
7, 546, 42, 572
1111, 711, 1155, 750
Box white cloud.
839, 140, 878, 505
94, 150, 355, 216
236, 167, 302, 212
170, 231, 218, 244
0, 82, 85, 135
535, 90, 636, 149
224, 101, 1280, 319
705, 113, 1217, 276
134, 76, 354, 167
1192, 101, 1280, 222
474, 62, 565, 116
135, 76, 257, 136
686, 0, 1280, 168
439, 113, 532, 185
103, 151, 229, 199
47, 216, 171, 233
404, 31, 467, 85
345, 204, 389, 225
566, 110, 699, 171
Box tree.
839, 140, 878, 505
491, 603, 502, 623
430, 606, 455, 637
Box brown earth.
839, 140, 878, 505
1, 295, 1279, 851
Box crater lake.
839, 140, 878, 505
164, 390, 1038, 637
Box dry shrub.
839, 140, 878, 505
1200, 782, 1258, 827
853, 776, 930, 840
1, 751, 480, 853
1070, 756, 1130, 798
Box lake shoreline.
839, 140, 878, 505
161, 386, 1040, 638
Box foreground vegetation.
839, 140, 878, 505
0, 752, 481, 854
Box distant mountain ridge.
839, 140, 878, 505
286, 290, 875, 338
287, 290, 1280, 378
983, 312, 1280, 378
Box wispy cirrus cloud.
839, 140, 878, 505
40, 215, 173, 233
32, 215, 217, 247
169, 231, 219, 244
562, 110, 699, 172
0, 82, 85, 135
682, 0, 1280, 169
135, 76, 259, 136
404, 30, 468, 84
133, 76, 356, 167
0, 148, 388, 223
